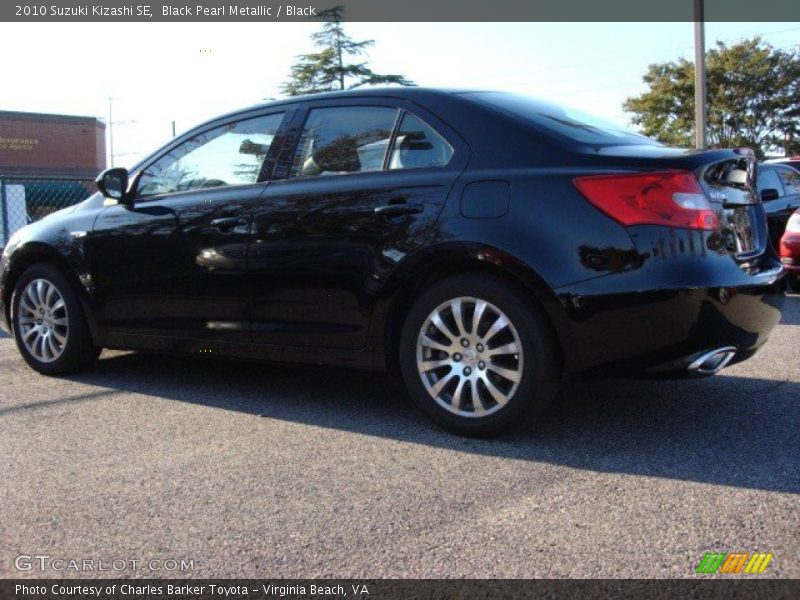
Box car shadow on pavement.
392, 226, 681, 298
62, 347, 800, 495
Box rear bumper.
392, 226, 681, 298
545, 262, 786, 376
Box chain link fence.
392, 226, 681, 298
0, 176, 97, 247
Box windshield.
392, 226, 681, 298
464, 92, 658, 147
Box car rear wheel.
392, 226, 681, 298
12, 264, 99, 375
399, 273, 559, 437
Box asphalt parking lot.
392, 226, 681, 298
1, 297, 798, 579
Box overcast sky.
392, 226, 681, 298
1, 21, 797, 166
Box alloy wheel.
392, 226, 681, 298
416, 296, 523, 418
17, 278, 69, 363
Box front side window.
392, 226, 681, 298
290, 107, 398, 178
137, 112, 285, 198
388, 113, 453, 170
757, 168, 784, 198
777, 166, 800, 196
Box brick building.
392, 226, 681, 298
0, 110, 106, 178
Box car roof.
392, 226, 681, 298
258, 86, 483, 105
761, 162, 799, 170
212, 87, 483, 120
196, 87, 512, 130
765, 156, 800, 163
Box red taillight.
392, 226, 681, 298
780, 211, 800, 266
780, 238, 800, 265
573, 171, 719, 231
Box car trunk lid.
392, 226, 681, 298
580, 145, 766, 264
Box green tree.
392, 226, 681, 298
623, 37, 800, 158
281, 6, 414, 96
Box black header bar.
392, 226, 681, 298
3, 0, 800, 22
3, 579, 800, 600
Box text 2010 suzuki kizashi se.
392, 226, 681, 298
0, 89, 785, 436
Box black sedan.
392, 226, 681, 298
757, 161, 800, 249
0, 88, 785, 436
765, 156, 800, 172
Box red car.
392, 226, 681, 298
780, 209, 800, 291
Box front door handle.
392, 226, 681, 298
374, 203, 424, 217
210, 216, 247, 231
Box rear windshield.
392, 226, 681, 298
464, 92, 657, 147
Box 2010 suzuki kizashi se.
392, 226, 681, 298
0, 89, 786, 436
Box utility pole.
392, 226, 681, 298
694, 0, 707, 149
108, 97, 115, 167
171, 120, 177, 137
105, 99, 136, 166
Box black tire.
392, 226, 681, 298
399, 273, 560, 437
11, 263, 100, 375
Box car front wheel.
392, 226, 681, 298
12, 263, 99, 375
399, 273, 560, 437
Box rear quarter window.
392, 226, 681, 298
464, 91, 657, 147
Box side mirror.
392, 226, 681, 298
724, 168, 749, 186
96, 167, 130, 204
760, 188, 780, 202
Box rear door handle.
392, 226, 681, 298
374, 203, 424, 217
210, 216, 247, 231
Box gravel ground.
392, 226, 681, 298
1, 297, 798, 579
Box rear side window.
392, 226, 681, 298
757, 168, 784, 198
777, 166, 800, 195
137, 113, 284, 198
290, 107, 398, 178
388, 113, 453, 170
464, 91, 656, 146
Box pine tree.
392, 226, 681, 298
281, 6, 414, 96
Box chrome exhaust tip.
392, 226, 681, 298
686, 346, 737, 375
